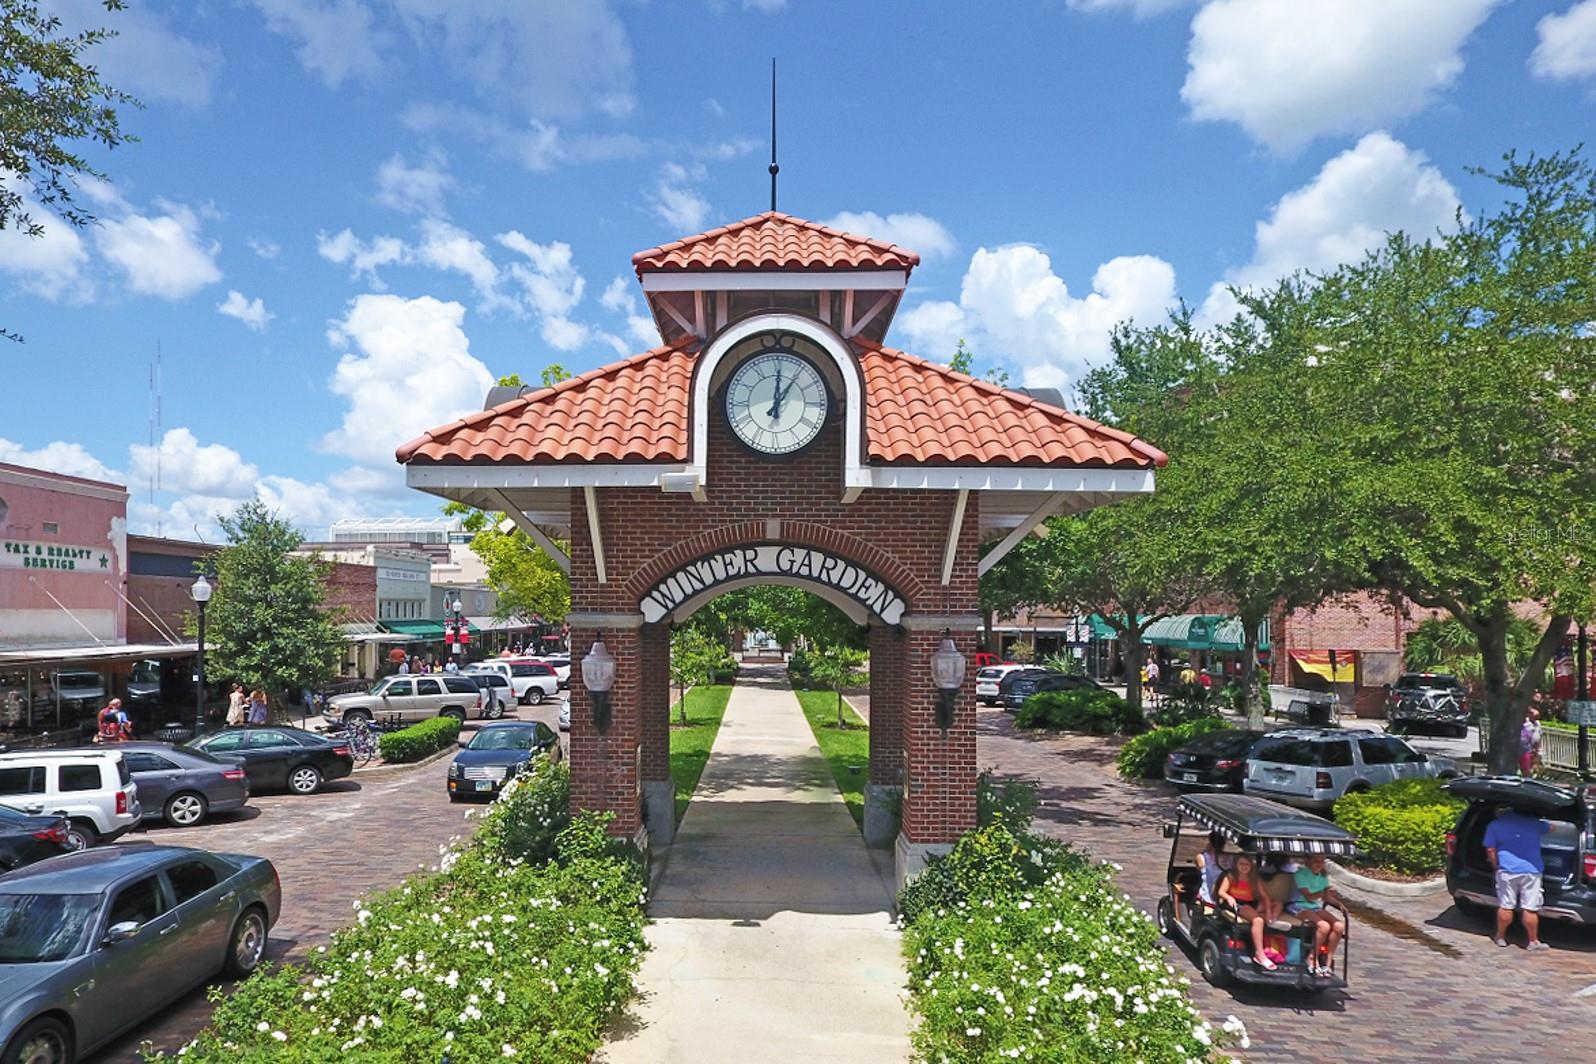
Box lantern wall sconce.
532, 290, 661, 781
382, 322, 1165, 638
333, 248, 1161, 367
930, 630, 967, 731
582, 639, 617, 733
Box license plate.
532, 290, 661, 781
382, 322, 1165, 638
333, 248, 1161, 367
1181, 773, 1198, 783
475, 780, 494, 792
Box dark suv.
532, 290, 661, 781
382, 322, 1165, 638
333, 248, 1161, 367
1445, 776, 1596, 925
1385, 672, 1470, 737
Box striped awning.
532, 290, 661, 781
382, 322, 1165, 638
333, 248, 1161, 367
1178, 796, 1359, 858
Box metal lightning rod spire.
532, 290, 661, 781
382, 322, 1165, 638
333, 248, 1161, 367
769, 58, 779, 212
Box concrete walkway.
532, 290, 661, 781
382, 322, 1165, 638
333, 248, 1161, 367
600, 665, 909, 1064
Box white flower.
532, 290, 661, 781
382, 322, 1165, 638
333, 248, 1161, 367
502, 1046, 517, 1057
271, 1031, 287, 1042
255, 1022, 269, 1033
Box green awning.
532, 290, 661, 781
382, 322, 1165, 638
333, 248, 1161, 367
1143, 614, 1224, 650
1087, 614, 1150, 640
381, 619, 481, 640
1209, 617, 1271, 652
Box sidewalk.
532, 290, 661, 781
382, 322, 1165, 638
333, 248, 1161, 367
601, 664, 909, 1064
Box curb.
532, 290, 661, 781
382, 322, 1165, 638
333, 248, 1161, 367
1326, 858, 1446, 898
352, 743, 456, 778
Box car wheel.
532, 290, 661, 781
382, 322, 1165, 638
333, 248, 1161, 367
342, 708, 372, 725
224, 908, 268, 978
530, 687, 547, 705
487, 700, 505, 720
1452, 724, 1470, 739
1198, 936, 1230, 987
3, 1016, 73, 1064
288, 765, 323, 795
1155, 897, 1174, 938
165, 791, 208, 828
64, 821, 98, 850
440, 707, 466, 723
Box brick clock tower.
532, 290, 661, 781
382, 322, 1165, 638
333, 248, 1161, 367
398, 211, 1166, 887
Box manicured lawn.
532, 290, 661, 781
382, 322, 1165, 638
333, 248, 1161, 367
669, 684, 733, 822
795, 688, 870, 829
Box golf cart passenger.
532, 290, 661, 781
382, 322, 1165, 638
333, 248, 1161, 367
1289, 855, 1347, 976
1195, 831, 1234, 905
1217, 853, 1282, 970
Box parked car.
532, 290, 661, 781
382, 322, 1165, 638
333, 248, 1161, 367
1163, 729, 1266, 792
0, 802, 72, 873
1003, 670, 1103, 710
0, 844, 281, 1064
1242, 728, 1459, 810
186, 727, 353, 795
0, 749, 141, 850
1444, 775, 1596, 925
326, 673, 484, 726
465, 672, 512, 718
994, 667, 1052, 708
468, 660, 559, 705
119, 742, 250, 828
1385, 672, 1470, 737
447, 721, 562, 801
558, 695, 571, 732
533, 655, 572, 689
971, 651, 1003, 670
976, 664, 1027, 705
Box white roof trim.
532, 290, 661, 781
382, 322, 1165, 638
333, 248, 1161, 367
641, 270, 906, 293
867, 467, 1156, 493
407, 464, 684, 490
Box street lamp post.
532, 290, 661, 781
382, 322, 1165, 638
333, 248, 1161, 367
930, 631, 968, 732
452, 596, 466, 662
190, 575, 212, 740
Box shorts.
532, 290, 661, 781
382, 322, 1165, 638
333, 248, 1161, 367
1495, 869, 1543, 912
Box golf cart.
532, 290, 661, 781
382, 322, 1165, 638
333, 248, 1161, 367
1157, 793, 1358, 991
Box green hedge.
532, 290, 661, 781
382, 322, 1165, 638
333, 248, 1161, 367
1332, 778, 1466, 876
376, 715, 462, 763
1116, 717, 1232, 781
1014, 687, 1146, 735
898, 820, 1244, 1061
160, 759, 647, 1063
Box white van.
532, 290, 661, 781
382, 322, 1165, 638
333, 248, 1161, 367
0, 748, 142, 848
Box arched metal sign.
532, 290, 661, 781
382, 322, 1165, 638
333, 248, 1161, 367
640, 545, 907, 626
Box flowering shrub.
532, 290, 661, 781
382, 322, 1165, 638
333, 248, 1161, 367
159, 759, 647, 1063
899, 823, 1244, 1062
377, 715, 463, 763
976, 773, 1039, 829
1333, 778, 1466, 875
1116, 718, 1232, 781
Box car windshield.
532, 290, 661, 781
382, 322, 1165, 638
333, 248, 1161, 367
467, 728, 537, 752
0, 893, 98, 963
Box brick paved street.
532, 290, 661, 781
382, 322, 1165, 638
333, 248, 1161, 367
89, 709, 563, 1062
974, 707, 1596, 1064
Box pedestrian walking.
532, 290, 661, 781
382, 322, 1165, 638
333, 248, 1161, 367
226, 683, 247, 727
397, 658, 410, 675
1520, 705, 1543, 776
444, 658, 458, 673
248, 689, 269, 725
1485, 804, 1552, 951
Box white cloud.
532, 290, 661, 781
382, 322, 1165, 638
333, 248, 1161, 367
416, 219, 516, 313
823, 211, 955, 261
1182, 0, 1502, 152
48, 0, 221, 106
0, 191, 90, 300
1532, 1, 1596, 82
402, 108, 645, 173
899, 246, 1177, 389
0, 437, 120, 482
248, 0, 386, 88
217, 290, 274, 331
321, 294, 495, 468
496, 232, 595, 350
247, 238, 282, 260
1197, 131, 1462, 325
95, 203, 222, 299
600, 275, 658, 348
129, 428, 260, 497
317, 228, 410, 286
1066, 0, 1191, 16
649, 163, 712, 232
375, 150, 455, 215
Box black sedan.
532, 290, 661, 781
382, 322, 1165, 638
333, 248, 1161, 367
0, 844, 280, 1064
186, 726, 353, 795
1003, 670, 1103, 710
0, 802, 71, 873
1163, 729, 1265, 791
119, 742, 251, 828
447, 721, 561, 801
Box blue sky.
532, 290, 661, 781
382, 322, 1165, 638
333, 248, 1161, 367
3, 0, 1594, 537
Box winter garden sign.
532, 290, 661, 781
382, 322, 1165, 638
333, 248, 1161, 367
640, 544, 907, 625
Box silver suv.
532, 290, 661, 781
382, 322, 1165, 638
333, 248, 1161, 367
1242, 728, 1459, 810
326, 674, 484, 726
0, 749, 142, 849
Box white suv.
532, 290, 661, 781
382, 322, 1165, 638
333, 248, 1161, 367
0, 749, 142, 849
468, 660, 559, 705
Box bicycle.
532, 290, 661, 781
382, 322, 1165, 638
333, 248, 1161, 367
335, 716, 380, 766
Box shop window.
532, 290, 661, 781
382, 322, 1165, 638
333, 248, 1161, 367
42, 522, 59, 535
0, 671, 27, 740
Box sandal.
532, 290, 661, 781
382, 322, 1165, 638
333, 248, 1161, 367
1254, 955, 1277, 971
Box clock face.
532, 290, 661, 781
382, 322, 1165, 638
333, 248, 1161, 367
724, 349, 830, 455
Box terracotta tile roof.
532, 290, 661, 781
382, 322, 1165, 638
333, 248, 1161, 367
399, 339, 1166, 471
632, 211, 920, 274
857, 344, 1168, 468
395, 342, 696, 464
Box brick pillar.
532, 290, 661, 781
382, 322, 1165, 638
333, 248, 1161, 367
864, 624, 905, 848
897, 624, 978, 892
638, 623, 674, 846
568, 625, 644, 848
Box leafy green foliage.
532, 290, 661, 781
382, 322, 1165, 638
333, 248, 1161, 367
200, 502, 344, 706
693, 586, 866, 651
669, 624, 726, 722
806, 643, 868, 727
2, 0, 137, 342
1403, 616, 1545, 691
1333, 778, 1466, 876
976, 773, 1039, 829
1014, 688, 1146, 734
1150, 682, 1217, 726
1116, 717, 1231, 781
898, 822, 1241, 1061
376, 716, 461, 763
443, 501, 570, 624
163, 759, 647, 1063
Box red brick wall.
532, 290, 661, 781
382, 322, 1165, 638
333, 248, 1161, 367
639, 624, 670, 783
321, 562, 377, 619
126, 574, 197, 643
567, 626, 643, 838
900, 628, 979, 843
869, 624, 904, 787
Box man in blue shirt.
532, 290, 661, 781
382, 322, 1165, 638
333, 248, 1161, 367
1483, 805, 1552, 952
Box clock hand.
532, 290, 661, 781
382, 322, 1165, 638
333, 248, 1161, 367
767, 365, 784, 420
